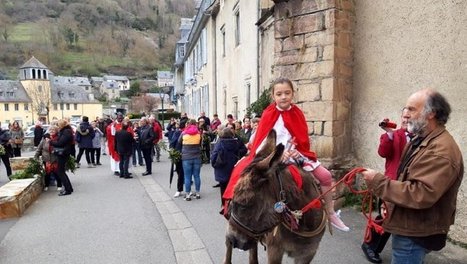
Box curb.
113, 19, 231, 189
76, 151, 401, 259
137, 171, 213, 264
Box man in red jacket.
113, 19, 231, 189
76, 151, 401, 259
149, 115, 162, 162
362, 113, 410, 263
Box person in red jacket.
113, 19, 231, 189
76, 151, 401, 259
149, 115, 162, 162
361, 113, 410, 263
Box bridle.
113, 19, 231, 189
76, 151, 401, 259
229, 168, 326, 240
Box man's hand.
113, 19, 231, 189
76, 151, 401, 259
361, 168, 378, 182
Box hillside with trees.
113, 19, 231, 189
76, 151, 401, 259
0, 0, 196, 79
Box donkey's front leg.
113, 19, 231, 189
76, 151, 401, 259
224, 236, 233, 264
249, 242, 259, 264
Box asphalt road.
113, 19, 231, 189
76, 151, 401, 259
0, 149, 465, 263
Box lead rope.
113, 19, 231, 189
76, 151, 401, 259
296, 167, 385, 242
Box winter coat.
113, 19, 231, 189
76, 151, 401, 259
35, 136, 58, 163
140, 124, 156, 149
50, 125, 74, 157
76, 121, 95, 148
368, 126, 464, 240
377, 128, 408, 180
92, 128, 103, 148
179, 125, 201, 160
0, 129, 12, 156
114, 129, 135, 155
211, 137, 247, 183
9, 128, 24, 148
33, 126, 44, 147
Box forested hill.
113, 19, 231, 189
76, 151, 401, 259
0, 0, 196, 79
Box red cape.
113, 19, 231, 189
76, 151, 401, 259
223, 103, 317, 200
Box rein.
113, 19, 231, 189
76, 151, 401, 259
299, 167, 385, 242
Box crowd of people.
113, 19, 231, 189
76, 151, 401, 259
0, 77, 463, 264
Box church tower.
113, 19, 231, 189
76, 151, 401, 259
19, 56, 53, 122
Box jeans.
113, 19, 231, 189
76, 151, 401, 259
182, 157, 201, 193
391, 235, 429, 264
132, 143, 143, 165
118, 153, 131, 177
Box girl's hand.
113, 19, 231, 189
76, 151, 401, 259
281, 149, 300, 162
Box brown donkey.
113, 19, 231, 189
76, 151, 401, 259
224, 130, 326, 264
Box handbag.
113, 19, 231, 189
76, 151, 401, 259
14, 138, 23, 145
52, 147, 65, 156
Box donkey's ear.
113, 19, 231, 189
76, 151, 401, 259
256, 129, 277, 159
256, 143, 284, 170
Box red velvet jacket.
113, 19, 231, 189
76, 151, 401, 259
377, 128, 407, 180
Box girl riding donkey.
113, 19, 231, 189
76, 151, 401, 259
224, 77, 349, 232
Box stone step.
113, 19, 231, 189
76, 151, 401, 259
0, 176, 42, 219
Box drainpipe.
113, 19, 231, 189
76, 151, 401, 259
256, 0, 261, 101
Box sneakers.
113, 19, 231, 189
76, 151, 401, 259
88, 164, 96, 168
184, 193, 192, 201
174, 191, 183, 198
194, 193, 201, 199
57, 187, 63, 192
43, 187, 48, 192
76, 163, 81, 168
329, 210, 350, 232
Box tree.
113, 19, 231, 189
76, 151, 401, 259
246, 87, 272, 117
129, 94, 158, 114
128, 81, 141, 97
62, 26, 79, 48
26, 81, 52, 122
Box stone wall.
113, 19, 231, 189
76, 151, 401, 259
0, 177, 42, 219
272, 0, 354, 166
351, 0, 467, 244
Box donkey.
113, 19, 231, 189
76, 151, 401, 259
224, 130, 326, 264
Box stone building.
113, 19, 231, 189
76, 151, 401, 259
175, 0, 467, 243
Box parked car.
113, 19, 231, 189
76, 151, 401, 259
23, 124, 77, 146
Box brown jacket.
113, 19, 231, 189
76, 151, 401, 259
368, 126, 464, 237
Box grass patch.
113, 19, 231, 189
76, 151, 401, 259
10, 23, 45, 43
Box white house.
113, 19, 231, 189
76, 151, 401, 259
99, 80, 121, 101
103, 75, 130, 90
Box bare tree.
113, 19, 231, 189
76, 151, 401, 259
129, 94, 158, 114
24, 80, 52, 122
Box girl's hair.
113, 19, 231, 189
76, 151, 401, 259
271, 77, 294, 92
188, 119, 197, 125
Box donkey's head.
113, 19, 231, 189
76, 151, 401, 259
226, 130, 287, 250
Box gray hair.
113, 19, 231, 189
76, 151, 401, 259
424, 91, 451, 125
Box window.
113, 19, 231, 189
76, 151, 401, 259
60, 103, 64, 110
74, 104, 78, 110
66, 103, 70, 110
53, 104, 58, 110
234, 9, 240, 46
24, 103, 29, 111
221, 26, 226, 57
0, 92, 3, 96
4, 104, 9, 111
202, 28, 207, 65
246, 83, 251, 107
32, 69, 36, 79
179, 46, 185, 58
14, 103, 19, 111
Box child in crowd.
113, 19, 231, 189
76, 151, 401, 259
223, 77, 349, 232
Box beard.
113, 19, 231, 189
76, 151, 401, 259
407, 114, 428, 135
